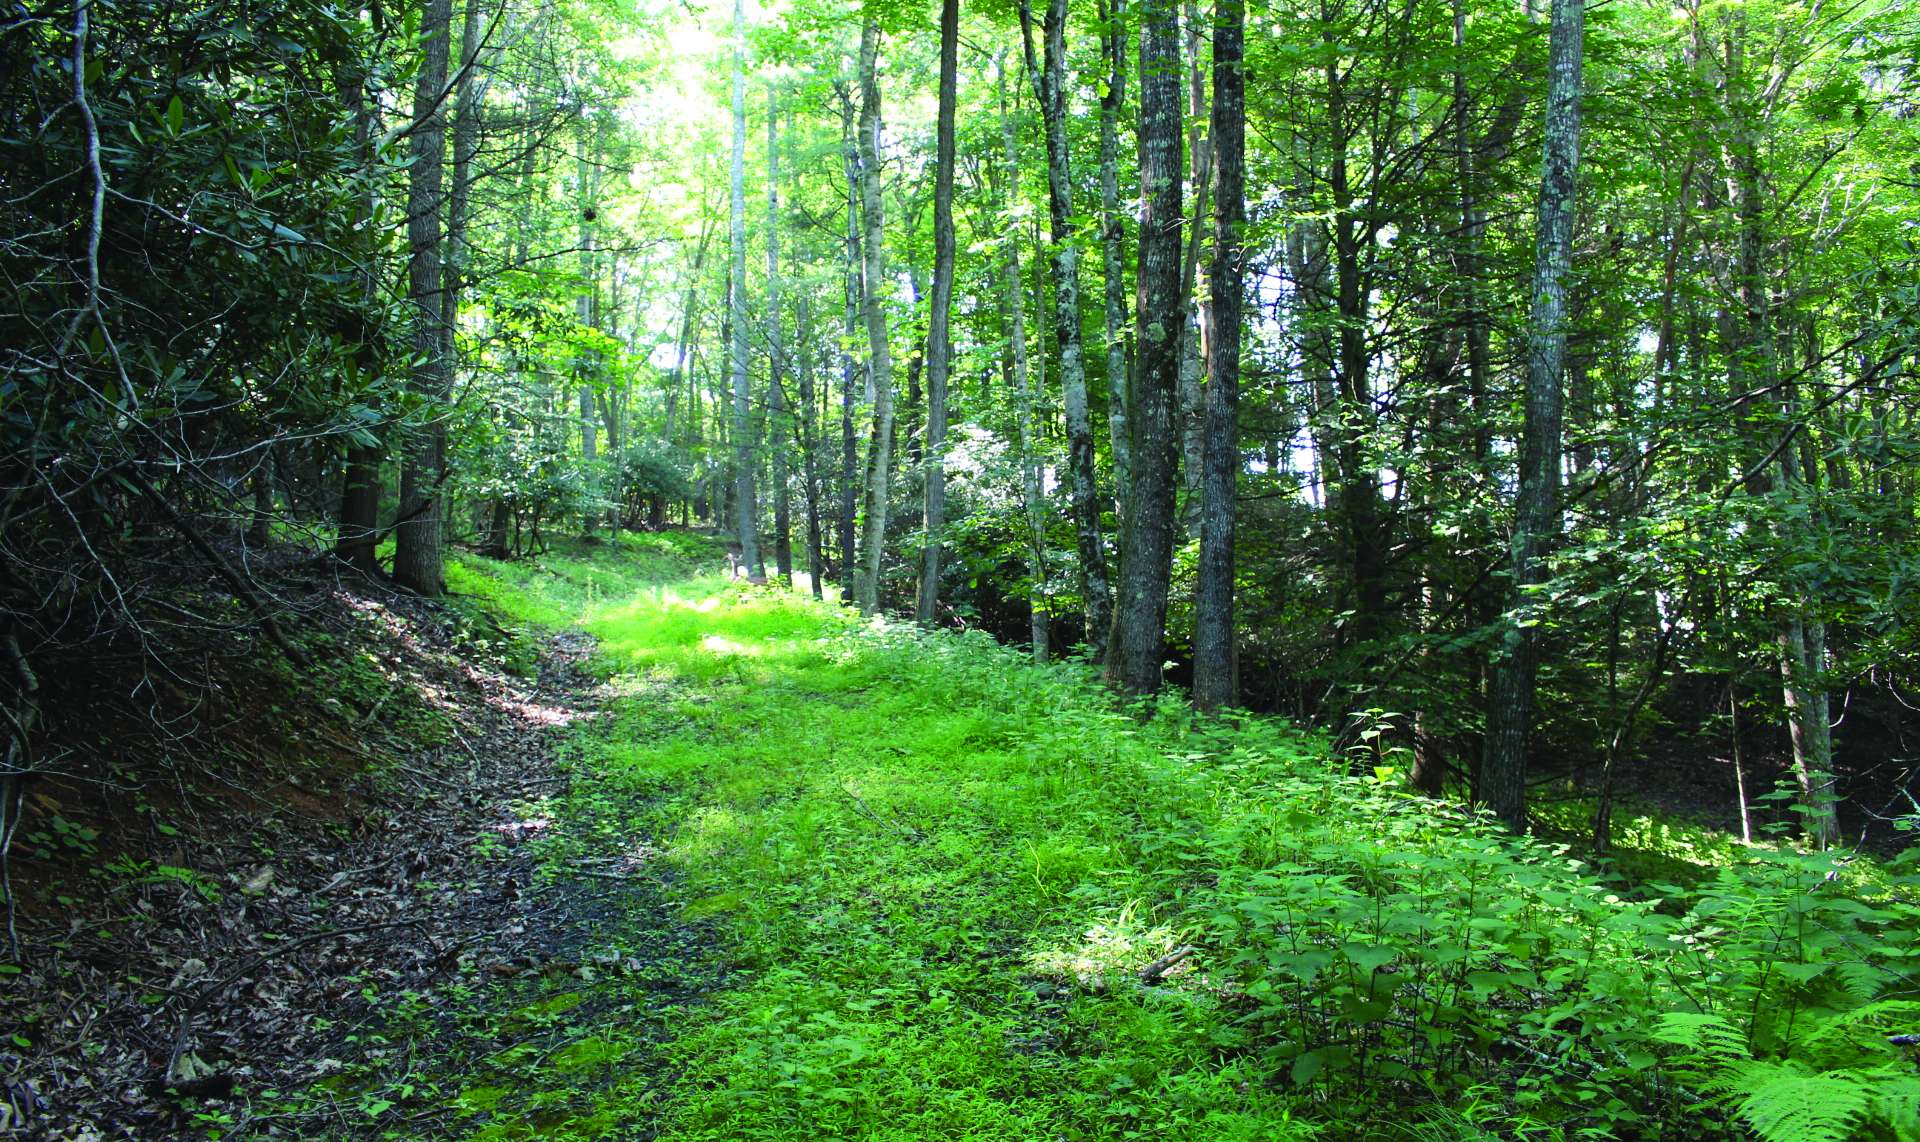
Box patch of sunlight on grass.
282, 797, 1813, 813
699, 634, 756, 656
1531, 795, 1783, 890
1027, 901, 1182, 989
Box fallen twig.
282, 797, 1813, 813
568, 868, 646, 882
841, 785, 925, 841
1140, 945, 1195, 985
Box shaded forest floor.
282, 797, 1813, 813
0, 535, 723, 1139
8, 533, 1914, 1140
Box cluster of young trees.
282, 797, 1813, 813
4, 0, 1916, 844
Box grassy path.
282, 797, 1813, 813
408, 537, 1916, 1142
440, 540, 1318, 1140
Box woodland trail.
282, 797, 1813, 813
365, 548, 1325, 1141
37, 538, 1903, 1140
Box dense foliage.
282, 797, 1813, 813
13, 0, 1915, 845
5, 0, 1920, 1131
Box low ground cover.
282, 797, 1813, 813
353, 538, 1920, 1141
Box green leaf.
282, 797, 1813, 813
166, 95, 183, 134
1773, 961, 1829, 985
1343, 942, 1395, 975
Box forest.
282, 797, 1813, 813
3, 0, 1920, 1133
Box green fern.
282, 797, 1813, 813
1831, 957, 1893, 1005
1653, 1012, 1749, 1062
1867, 1070, 1920, 1142
1720, 1061, 1869, 1142
1654, 1009, 1920, 1142
1802, 999, 1920, 1069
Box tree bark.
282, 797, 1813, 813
1021, 0, 1113, 656
916, 0, 959, 627
666, 226, 711, 449
393, 0, 454, 597
1324, 56, 1385, 661
1453, 0, 1492, 471
854, 20, 896, 615
767, 85, 793, 585
447, 0, 487, 545
1176, 0, 1212, 525
838, 97, 861, 594
797, 287, 827, 599
334, 61, 385, 577
998, 59, 1051, 663
1481, 0, 1584, 832
1193, 0, 1242, 711
728, 0, 762, 581
337, 446, 383, 574
576, 130, 601, 493
1106, 0, 1183, 693
1098, 0, 1132, 534
1715, 11, 1840, 850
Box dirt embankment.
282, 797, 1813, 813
2, 577, 608, 1138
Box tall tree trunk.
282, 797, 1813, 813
666, 227, 711, 448
838, 99, 861, 594
1717, 11, 1839, 849
1481, 0, 1584, 832
1022, 0, 1114, 656
1772, 340, 1840, 848
916, 0, 959, 626
1098, 0, 1131, 533
797, 288, 827, 599
1176, 0, 1212, 524
393, 0, 454, 597
1193, 0, 1242, 711
1287, 214, 1335, 512
854, 21, 896, 615
998, 59, 1051, 662
445, 0, 485, 542
769, 373, 793, 580
1106, 0, 1183, 693
1453, 0, 1492, 469
767, 85, 793, 585
336, 67, 384, 577
337, 446, 383, 574
577, 131, 601, 490
1779, 615, 1839, 847
728, 0, 762, 580
1325, 55, 1385, 662
1450, 0, 1498, 785
903, 262, 926, 471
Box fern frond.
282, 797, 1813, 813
1866, 1070, 1920, 1142
1654, 1012, 1749, 1062
1832, 957, 1892, 1004
1723, 1060, 1868, 1142
1802, 1000, 1920, 1069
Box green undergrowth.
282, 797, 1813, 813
444, 531, 722, 672
372, 540, 1920, 1142
1529, 797, 1769, 893
447, 530, 720, 628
